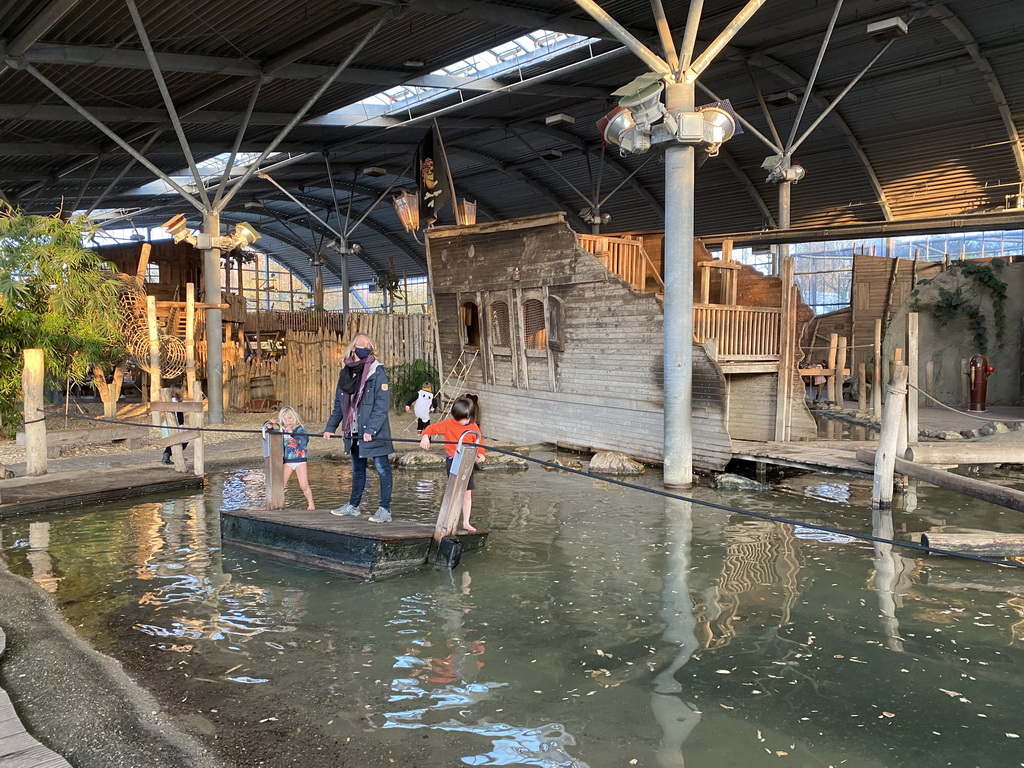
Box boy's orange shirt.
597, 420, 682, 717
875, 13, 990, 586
422, 418, 485, 458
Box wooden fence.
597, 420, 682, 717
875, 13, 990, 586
693, 304, 781, 360
245, 309, 348, 334
578, 234, 664, 293
223, 313, 437, 424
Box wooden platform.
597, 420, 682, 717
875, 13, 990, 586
731, 439, 878, 476
0, 628, 73, 768
220, 508, 489, 580
0, 468, 204, 518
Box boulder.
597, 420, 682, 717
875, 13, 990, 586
543, 458, 583, 472
395, 451, 446, 469
480, 453, 529, 472
979, 422, 1010, 436
713, 473, 763, 491
588, 451, 646, 475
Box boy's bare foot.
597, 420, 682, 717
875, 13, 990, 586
462, 523, 477, 533
307, 505, 316, 510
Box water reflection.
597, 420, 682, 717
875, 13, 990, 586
27, 521, 60, 593
3, 459, 1024, 766
870, 509, 916, 651
381, 572, 590, 767
651, 499, 701, 768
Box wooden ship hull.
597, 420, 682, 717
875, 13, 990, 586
426, 213, 815, 471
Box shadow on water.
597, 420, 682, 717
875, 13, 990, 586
2, 454, 1024, 767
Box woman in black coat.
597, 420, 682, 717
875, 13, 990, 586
323, 333, 395, 522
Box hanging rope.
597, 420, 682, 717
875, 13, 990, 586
27, 408, 1024, 570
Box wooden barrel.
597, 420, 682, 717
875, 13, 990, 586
250, 376, 275, 399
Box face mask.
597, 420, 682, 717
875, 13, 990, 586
354, 346, 372, 360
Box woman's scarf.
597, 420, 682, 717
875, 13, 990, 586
340, 355, 376, 435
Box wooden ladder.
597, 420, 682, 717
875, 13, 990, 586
438, 349, 478, 418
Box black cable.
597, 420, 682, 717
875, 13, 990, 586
31, 408, 1024, 569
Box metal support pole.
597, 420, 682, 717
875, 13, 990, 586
777, 177, 791, 276
663, 80, 695, 488
203, 211, 225, 423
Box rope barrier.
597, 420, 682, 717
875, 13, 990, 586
905, 381, 1024, 423
27, 408, 1024, 570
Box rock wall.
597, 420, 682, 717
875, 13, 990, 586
887, 261, 1024, 407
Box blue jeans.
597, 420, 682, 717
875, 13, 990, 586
349, 440, 392, 510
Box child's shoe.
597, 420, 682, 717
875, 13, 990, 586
368, 507, 392, 523
331, 504, 361, 517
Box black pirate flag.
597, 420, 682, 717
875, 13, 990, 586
416, 119, 457, 227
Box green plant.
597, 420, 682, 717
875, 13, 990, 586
0, 204, 124, 432
389, 358, 439, 411
917, 259, 1007, 354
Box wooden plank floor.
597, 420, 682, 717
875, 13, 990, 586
221, 508, 488, 580
0, 628, 73, 768
731, 439, 877, 476
0, 468, 203, 518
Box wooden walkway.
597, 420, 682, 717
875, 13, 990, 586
221, 508, 488, 580
0, 468, 204, 518
731, 439, 877, 476
0, 628, 72, 768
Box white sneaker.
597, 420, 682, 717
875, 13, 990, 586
368, 507, 392, 523
331, 504, 361, 517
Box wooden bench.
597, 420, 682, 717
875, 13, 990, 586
16, 425, 148, 458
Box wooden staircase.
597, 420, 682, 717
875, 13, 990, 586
577, 233, 664, 295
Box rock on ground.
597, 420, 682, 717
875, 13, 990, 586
588, 451, 646, 475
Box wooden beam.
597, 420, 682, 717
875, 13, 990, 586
905, 444, 1024, 465
919, 532, 1024, 557
857, 449, 1024, 514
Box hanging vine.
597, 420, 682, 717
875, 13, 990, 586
911, 259, 1007, 354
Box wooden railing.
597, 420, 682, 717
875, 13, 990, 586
693, 304, 781, 360
246, 309, 348, 334
578, 234, 664, 293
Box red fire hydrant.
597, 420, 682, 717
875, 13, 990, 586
969, 354, 995, 412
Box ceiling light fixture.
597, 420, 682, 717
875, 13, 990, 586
545, 113, 576, 127
392, 190, 420, 232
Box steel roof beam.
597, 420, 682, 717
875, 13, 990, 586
0, 0, 82, 80
17, 42, 610, 98
918, 2, 1024, 182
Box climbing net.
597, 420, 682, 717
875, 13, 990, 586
117, 278, 187, 379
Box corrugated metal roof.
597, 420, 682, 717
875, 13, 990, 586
1, 0, 1023, 289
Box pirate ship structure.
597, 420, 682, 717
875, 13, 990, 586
426, 213, 816, 471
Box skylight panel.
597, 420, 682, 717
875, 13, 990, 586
343, 29, 597, 119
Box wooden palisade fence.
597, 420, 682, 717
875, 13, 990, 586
224, 313, 437, 425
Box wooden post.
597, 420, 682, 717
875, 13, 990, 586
774, 260, 796, 441
837, 335, 848, 406
872, 362, 908, 509
872, 318, 883, 416
925, 361, 934, 407
134, 242, 152, 285
826, 332, 838, 403
160, 387, 187, 472
147, 296, 162, 428
264, 430, 285, 509
185, 283, 197, 399
858, 362, 867, 412
432, 433, 480, 551
906, 313, 919, 444
961, 358, 969, 407
22, 348, 47, 477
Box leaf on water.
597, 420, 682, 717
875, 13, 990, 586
1007, 733, 1020, 738
776, 751, 789, 756
939, 689, 962, 698
716, 669, 732, 674
882, 712, 895, 718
